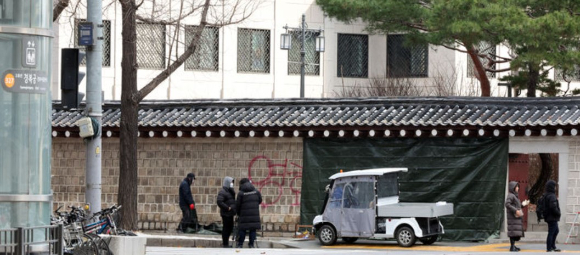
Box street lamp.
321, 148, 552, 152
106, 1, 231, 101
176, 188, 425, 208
280, 14, 325, 98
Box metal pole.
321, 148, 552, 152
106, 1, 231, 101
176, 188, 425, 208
86, 0, 103, 215
300, 14, 305, 98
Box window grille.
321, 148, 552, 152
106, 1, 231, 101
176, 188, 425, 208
74, 19, 111, 67
288, 31, 320, 75
185, 26, 219, 71
337, 34, 368, 78
237, 28, 270, 73
387, 34, 428, 78
467, 41, 496, 78
554, 67, 580, 81
136, 23, 166, 69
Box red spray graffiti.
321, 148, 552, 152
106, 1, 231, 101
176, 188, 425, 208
247, 156, 302, 208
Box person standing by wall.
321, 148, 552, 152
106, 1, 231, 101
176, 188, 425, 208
505, 181, 529, 252
544, 180, 561, 252
236, 178, 262, 248
217, 176, 236, 247
178, 173, 196, 232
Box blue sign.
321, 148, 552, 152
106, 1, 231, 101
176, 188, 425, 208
78, 22, 94, 46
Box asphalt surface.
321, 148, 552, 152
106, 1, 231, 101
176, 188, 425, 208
141, 231, 580, 254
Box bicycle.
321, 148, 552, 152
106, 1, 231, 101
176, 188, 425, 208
83, 205, 136, 236
53, 205, 113, 255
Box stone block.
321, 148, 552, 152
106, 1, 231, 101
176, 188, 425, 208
106, 236, 146, 255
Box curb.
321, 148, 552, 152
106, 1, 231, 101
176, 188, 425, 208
144, 236, 298, 249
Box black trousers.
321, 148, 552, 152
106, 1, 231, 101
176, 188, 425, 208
547, 221, 559, 251
179, 206, 190, 230
222, 216, 234, 246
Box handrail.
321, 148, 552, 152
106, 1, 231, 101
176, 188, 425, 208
0, 225, 63, 255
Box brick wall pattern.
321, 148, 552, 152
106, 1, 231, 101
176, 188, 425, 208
51, 137, 303, 233
567, 140, 580, 239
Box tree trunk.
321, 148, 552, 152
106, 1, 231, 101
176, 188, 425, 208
527, 64, 539, 97
466, 45, 491, 97
118, 0, 139, 231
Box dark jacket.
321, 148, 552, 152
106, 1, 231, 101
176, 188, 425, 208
217, 176, 236, 217
236, 180, 262, 231
179, 177, 194, 208
505, 181, 524, 238
544, 180, 561, 222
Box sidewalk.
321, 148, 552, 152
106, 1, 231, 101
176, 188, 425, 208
137, 229, 580, 252
139, 229, 303, 249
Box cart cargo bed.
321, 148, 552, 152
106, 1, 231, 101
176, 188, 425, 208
377, 202, 453, 218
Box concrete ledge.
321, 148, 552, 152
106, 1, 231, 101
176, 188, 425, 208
142, 234, 298, 249
102, 236, 146, 255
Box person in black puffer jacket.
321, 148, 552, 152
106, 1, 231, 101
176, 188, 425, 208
178, 173, 195, 232
235, 178, 262, 248
544, 180, 561, 252
217, 176, 236, 248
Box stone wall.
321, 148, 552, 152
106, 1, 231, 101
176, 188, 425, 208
567, 141, 580, 227
51, 137, 303, 232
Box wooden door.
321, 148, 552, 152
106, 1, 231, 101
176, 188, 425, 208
508, 153, 529, 231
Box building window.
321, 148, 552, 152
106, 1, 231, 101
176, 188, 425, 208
337, 34, 368, 78
387, 34, 428, 78
136, 23, 166, 69
74, 19, 111, 67
185, 26, 219, 71
237, 28, 270, 73
555, 66, 580, 81
467, 41, 496, 78
288, 31, 320, 75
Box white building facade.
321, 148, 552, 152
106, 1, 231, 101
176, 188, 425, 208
52, 0, 579, 100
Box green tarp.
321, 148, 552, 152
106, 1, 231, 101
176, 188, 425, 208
301, 137, 508, 241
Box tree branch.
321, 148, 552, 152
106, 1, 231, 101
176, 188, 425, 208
136, 4, 201, 25
486, 67, 511, 73
441, 43, 468, 53
53, 0, 70, 22
137, 0, 212, 102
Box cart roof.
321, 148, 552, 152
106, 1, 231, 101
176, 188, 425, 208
328, 168, 408, 180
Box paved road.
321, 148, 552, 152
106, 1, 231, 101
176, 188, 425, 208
147, 241, 580, 254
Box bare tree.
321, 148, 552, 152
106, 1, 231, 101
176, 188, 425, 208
333, 75, 423, 98
53, 0, 71, 22
334, 65, 482, 98
117, 0, 261, 230
53, 0, 261, 230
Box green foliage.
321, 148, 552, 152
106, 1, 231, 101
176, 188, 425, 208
317, 0, 580, 96
500, 70, 563, 97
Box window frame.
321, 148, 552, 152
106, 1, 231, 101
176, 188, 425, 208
287, 30, 320, 76
136, 23, 166, 70
237, 28, 271, 74
184, 26, 219, 72
467, 41, 497, 78
387, 34, 429, 78
336, 33, 369, 78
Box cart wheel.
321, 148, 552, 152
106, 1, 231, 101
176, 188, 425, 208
318, 225, 337, 245
396, 226, 416, 247
420, 235, 438, 245
342, 237, 358, 244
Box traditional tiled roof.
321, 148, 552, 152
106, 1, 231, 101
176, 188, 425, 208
52, 97, 580, 137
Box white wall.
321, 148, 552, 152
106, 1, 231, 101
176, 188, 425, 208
509, 136, 580, 242
55, 0, 580, 100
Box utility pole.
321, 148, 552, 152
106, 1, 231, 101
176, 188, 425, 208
86, 0, 103, 215
300, 14, 305, 98
280, 14, 325, 98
